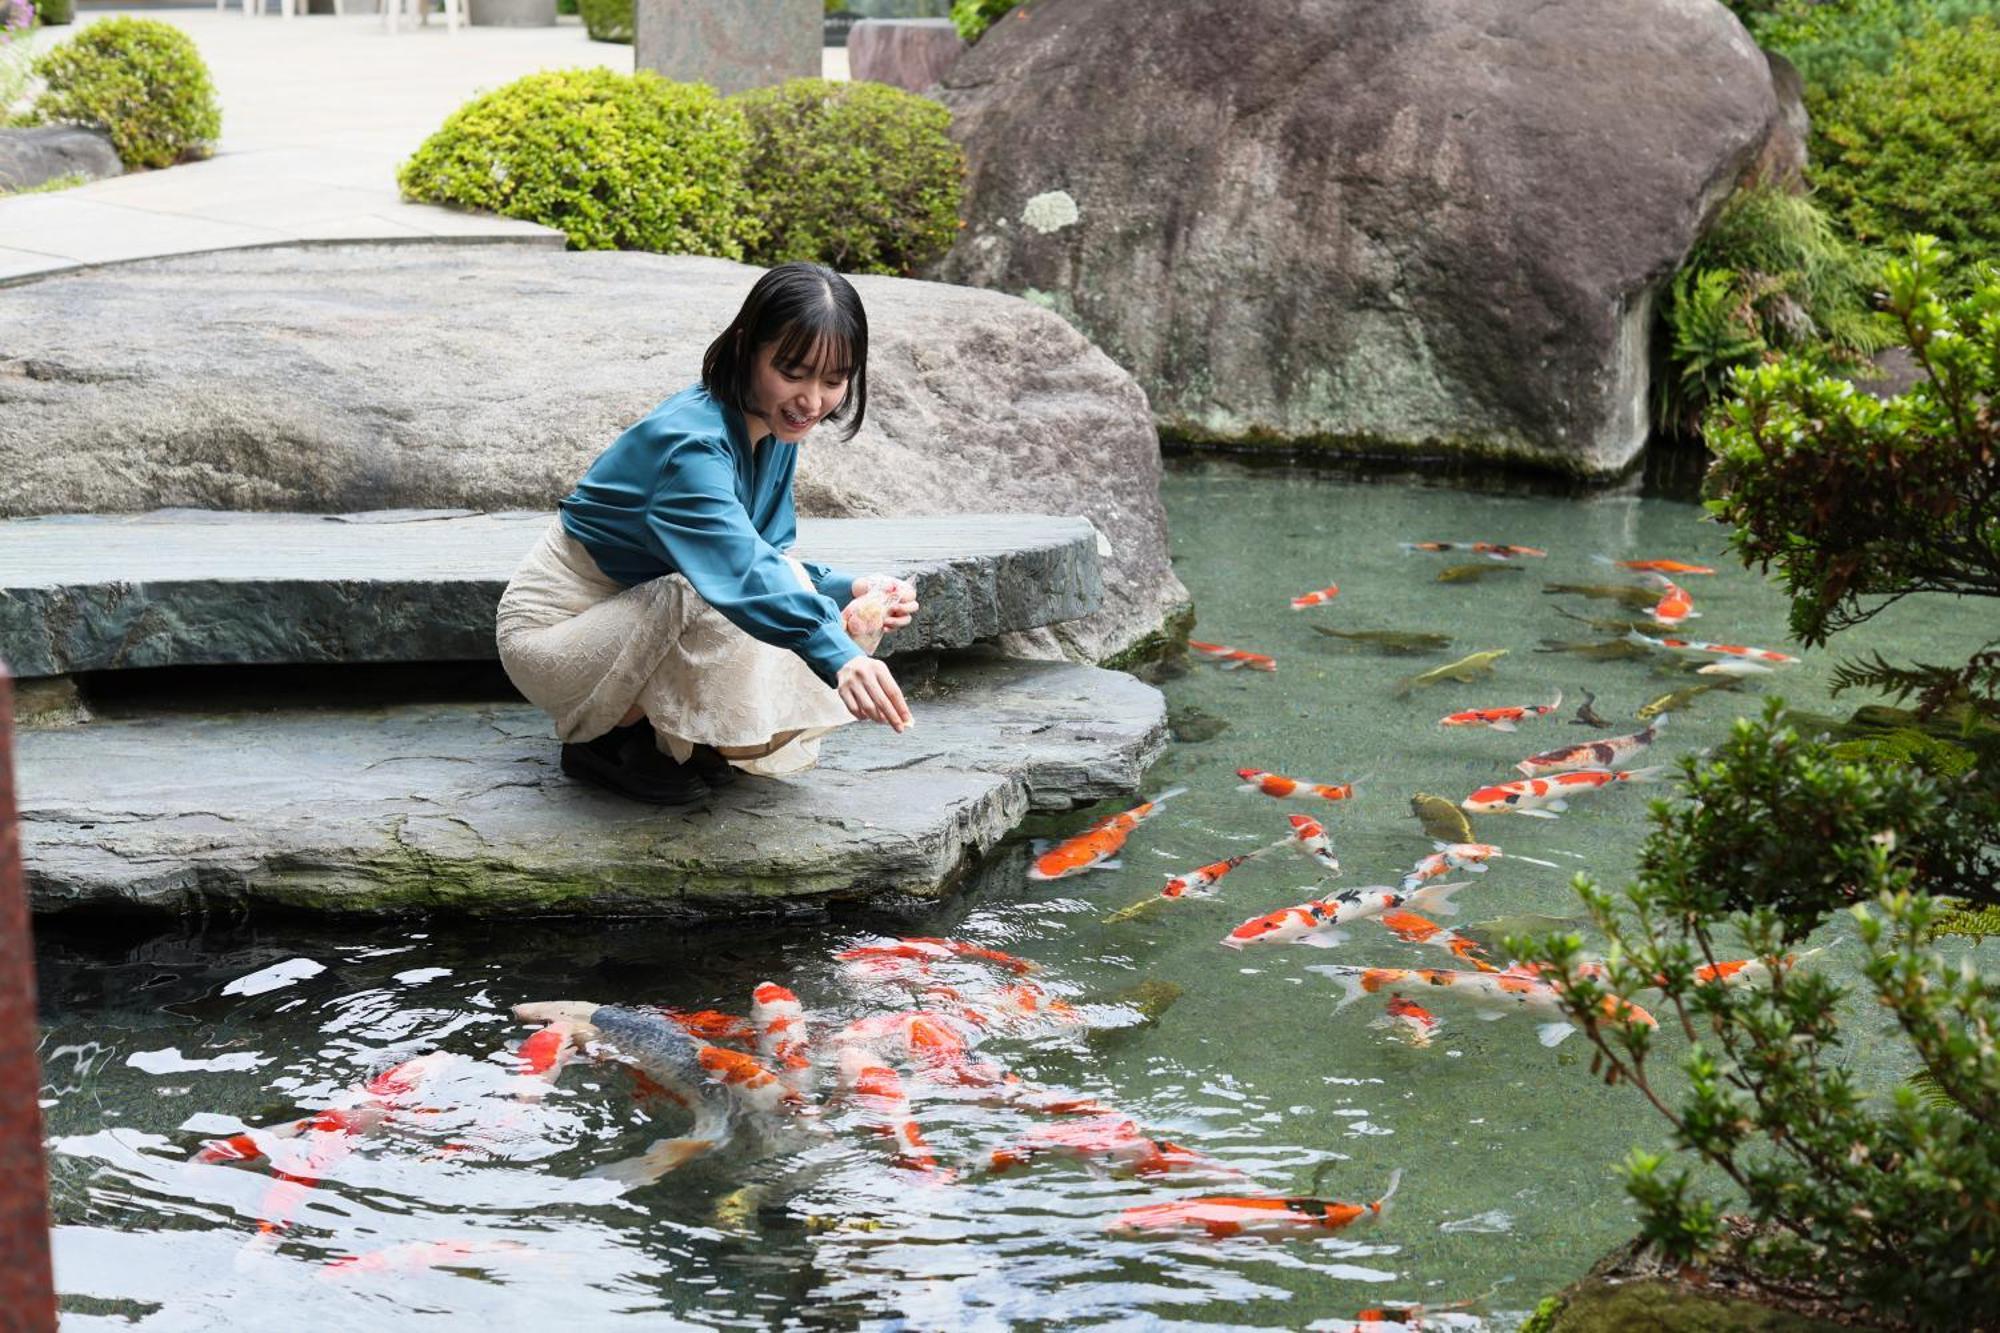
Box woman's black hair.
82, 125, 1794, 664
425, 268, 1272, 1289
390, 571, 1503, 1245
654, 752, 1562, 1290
702, 262, 869, 442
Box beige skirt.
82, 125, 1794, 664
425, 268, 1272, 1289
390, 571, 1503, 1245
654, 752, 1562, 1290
495, 519, 854, 778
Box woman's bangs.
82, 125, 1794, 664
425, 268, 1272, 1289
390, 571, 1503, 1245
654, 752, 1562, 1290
767, 317, 856, 379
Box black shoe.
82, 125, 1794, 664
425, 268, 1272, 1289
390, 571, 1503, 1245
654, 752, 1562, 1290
559, 729, 710, 807
687, 743, 739, 789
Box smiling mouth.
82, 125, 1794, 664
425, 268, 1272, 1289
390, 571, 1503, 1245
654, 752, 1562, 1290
780, 407, 815, 430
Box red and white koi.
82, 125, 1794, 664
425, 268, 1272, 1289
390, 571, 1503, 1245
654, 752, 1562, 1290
750, 982, 816, 1098
1027, 787, 1188, 880
1625, 628, 1798, 665
1317, 964, 1658, 1047
1402, 540, 1547, 560
1290, 583, 1341, 610
666, 1009, 757, 1045
1237, 769, 1362, 802
1187, 640, 1278, 672
1286, 813, 1344, 876
193, 1050, 457, 1168
836, 936, 1038, 974
834, 1044, 947, 1179
1644, 574, 1698, 626
1460, 766, 1665, 818
1377, 908, 1497, 970
1221, 880, 1469, 951
1439, 689, 1563, 732
1515, 716, 1665, 778
1372, 995, 1443, 1047
988, 1114, 1226, 1177
1398, 842, 1508, 892
1109, 1169, 1401, 1238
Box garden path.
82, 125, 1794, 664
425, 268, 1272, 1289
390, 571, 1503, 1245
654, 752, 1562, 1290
0, 10, 849, 282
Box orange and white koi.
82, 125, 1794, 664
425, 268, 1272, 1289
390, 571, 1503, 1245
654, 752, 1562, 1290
1290, 584, 1341, 610
1460, 766, 1665, 818
1595, 556, 1716, 576
1188, 640, 1278, 672
1377, 908, 1497, 970
1222, 880, 1469, 951
1317, 964, 1657, 1047
1624, 629, 1798, 665
1402, 540, 1547, 560
1372, 995, 1443, 1047
836, 936, 1038, 974
749, 982, 816, 1098
834, 1044, 948, 1179
1027, 787, 1188, 880
1399, 842, 1515, 891
1285, 813, 1344, 876
1515, 716, 1664, 778
665, 1009, 757, 1045
988, 1114, 1225, 1177
698, 1046, 808, 1117
319, 1238, 537, 1279
1109, 1169, 1401, 1238
1439, 689, 1563, 732
1644, 574, 1698, 626
1237, 769, 1362, 802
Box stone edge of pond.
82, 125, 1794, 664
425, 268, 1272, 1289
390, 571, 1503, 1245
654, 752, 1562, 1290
19, 653, 1167, 922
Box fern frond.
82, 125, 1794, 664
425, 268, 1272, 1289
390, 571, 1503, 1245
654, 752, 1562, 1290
1905, 1068, 1974, 1115
1927, 904, 2000, 939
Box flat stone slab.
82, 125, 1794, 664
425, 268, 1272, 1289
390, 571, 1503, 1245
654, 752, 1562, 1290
0, 509, 1101, 678
20, 654, 1165, 920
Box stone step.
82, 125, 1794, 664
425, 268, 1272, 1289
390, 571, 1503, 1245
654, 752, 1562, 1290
0, 509, 1100, 679
21, 654, 1165, 920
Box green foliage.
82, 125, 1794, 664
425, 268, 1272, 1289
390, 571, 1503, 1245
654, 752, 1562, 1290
1930, 903, 2000, 940
0, 169, 85, 197
1829, 728, 1980, 779
397, 69, 759, 258
1658, 187, 1890, 436
1736, 0, 2000, 99
951, 0, 1018, 43
730, 78, 962, 276
576, 0, 630, 43
28, 18, 219, 169
1703, 237, 2000, 698
1509, 703, 2000, 1326
1811, 20, 2000, 267
1517, 1296, 1565, 1333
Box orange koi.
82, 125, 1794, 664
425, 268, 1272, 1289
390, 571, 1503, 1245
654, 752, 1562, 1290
1461, 766, 1665, 817
1318, 964, 1657, 1046
1439, 689, 1562, 732
1237, 768, 1361, 802
1377, 908, 1497, 970
1027, 788, 1186, 880
1373, 995, 1442, 1047
836, 936, 1037, 974
835, 1044, 947, 1179
1110, 1169, 1401, 1238
698, 1046, 807, 1116
1223, 880, 1468, 950
1644, 574, 1697, 626
1187, 640, 1278, 672
1286, 813, 1343, 875
1289, 583, 1341, 610
1599, 557, 1716, 575
988, 1114, 1223, 1177
1162, 853, 1252, 899
665, 1009, 757, 1045
194, 1050, 454, 1168
1401, 541, 1546, 560
1624, 629, 1798, 664
1515, 716, 1664, 778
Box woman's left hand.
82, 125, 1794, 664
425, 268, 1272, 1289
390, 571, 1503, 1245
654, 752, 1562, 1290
855, 574, 919, 630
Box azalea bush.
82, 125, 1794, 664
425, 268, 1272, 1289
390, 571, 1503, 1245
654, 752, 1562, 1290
950, 0, 1018, 43
29, 17, 219, 168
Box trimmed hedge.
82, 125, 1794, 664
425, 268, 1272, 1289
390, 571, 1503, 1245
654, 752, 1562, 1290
1812, 19, 2000, 265
30, 18, 219, 168
576, 0, 630, 44
731, 78, 962, 275
397, 68, 759, 257
951, 0, 1018, 42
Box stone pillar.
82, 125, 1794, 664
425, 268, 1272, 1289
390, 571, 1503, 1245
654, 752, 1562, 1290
849, 18, 966, 94
636, 0, 821, 96
0, 665, 56, 1333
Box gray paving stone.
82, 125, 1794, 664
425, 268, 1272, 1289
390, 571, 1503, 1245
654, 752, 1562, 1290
20, 654, 1167, 920
0, 509, 1100, 676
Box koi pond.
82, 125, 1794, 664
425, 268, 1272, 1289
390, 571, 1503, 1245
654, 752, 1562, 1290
37, 461, 1998, 1330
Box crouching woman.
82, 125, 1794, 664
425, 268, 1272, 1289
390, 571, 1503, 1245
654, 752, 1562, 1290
496, 262, 916, 806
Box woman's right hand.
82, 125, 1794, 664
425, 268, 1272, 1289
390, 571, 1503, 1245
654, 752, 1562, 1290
837, 656, 913, 733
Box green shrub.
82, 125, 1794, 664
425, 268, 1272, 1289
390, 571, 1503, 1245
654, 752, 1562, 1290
730, 78, 962, 276
1734, 0, 2000, 98
1656, 186, 1890, 434
397, 68, 759, 258
576, 0, 629, 43
951, 0, 1018, 43
29, 18, 219, 169
1812, 20, 2000, 266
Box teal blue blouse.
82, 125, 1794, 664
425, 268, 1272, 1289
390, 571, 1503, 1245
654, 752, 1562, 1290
558, 383, 863, 687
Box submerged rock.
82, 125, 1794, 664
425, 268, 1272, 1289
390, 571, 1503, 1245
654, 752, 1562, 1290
936, 0, 1789, 475
0, 245, 1188, 665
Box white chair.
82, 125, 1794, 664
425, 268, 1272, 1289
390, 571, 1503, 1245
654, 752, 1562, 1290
383, 0, 462, 34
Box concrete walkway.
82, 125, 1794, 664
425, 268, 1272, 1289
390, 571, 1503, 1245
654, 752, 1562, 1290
0, 11, 848, 281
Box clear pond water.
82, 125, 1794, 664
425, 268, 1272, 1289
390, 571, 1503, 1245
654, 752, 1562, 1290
37, 461, 1998, 1331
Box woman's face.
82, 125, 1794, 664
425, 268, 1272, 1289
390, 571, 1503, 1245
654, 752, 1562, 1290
746, 334, 851, 444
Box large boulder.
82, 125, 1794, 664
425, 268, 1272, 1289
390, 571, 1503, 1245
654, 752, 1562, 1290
0, 244, 1187, 665
0, 126, 121, 193
934, 0, 1791, 476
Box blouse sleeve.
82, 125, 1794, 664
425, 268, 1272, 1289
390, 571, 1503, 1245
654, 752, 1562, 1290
643, 437, 862, 688
764, 497, 862, 607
